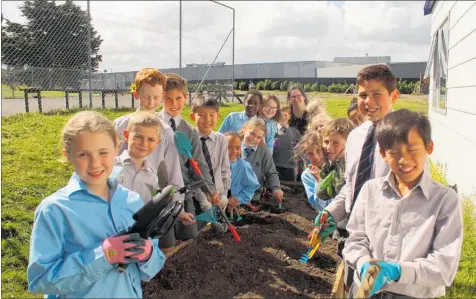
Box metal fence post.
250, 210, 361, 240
79, 91, 83, 108
86, 0, 93, 108
24, 90, 29, 113
101, 91, 105, 109
65, 91, 69, 110
179, 0, 182, 77
232, 8, 235, 102
37, 90, 42, 113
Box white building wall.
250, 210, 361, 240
428, 1, 476, 198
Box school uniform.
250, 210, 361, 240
218, 111, 257, 134
273, 123, 301, 181
158, 110, 216, 247
115, 150, 158, 204
27, 172, 165, 298
230, 158, 261, 205
114, 113, 185, 203
242, 144, 280, 202
344, 170, 463, 298
263, 118, 277, 154
301, 168, 334, 211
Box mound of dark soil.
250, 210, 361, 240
143, 189, 339, 299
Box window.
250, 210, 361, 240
432, 18, 449, 112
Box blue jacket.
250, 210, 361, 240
218, 111, 257, 134
301, 168, 334, 212
263, 118, 277, 154
230, 158, 261, 205
27, 172, 165, 298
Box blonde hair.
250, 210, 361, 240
240, 119, 267, 145
306, 98, 326, 117
132, 68, 166, 92
61, 111, 121, 156
126, 111, 163, 137
165, 73, 188, 96
295, 131, 323, 156
321, 118, 354, 140
306, 112, 333, 133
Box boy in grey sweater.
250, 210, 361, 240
273, 105, 302, 181
241, 119, 283, 206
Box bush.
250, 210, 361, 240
256, 81, 265, 90
271, 81, 280, 90
280, 81, 289, 91
327, 82, 349, 93
304, 83, 313, 92
319, 84, 328, 92
238, 81, 248, 91
263, 79, 272, 90
397, 79, 420, 94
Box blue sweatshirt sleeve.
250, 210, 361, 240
28, 204, 114, 295
265, 120, 277, 153
301, 169, 319, 210
218, 114, 232, 134
235, 162, 261, 205
137, 239, 165, 282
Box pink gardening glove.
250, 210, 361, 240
132, 239, 153, 262
101, 232, 145, 265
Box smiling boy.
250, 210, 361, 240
314, 64, 400, 293
218, 90, 263, 134
343, 109, 462, 298
115, 112, 162, 204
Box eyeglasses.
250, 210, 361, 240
289, 94, 303, 101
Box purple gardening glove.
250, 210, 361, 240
101, 232, 145, 265
273, 140, 281, 149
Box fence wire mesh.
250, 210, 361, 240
1, 1, 234, 115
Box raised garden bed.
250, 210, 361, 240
143, 189, 339, 299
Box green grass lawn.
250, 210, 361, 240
2, 97, 473, 298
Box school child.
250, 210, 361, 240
306, 98, 326, 118
306, 111, 333, 133
313, 64, 401, 293
241, 119, 284, 209
258, 94, 281, 153
344, 109, 462, 298
218, 89, 263, 134
316, 118, 354, 202
27, 111, 165, 298
347, 97, 367, 127
273, 105, 302, 181
115, 111, 162, 204
159, 73, 221, 241
190, 96, 230, 225
225, 133, 261, 211
296, 131, 326, 210
113, 68, 184, 205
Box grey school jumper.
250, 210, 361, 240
273, 124, 301, 169
159, 110, 216, 195
243, 144, 281, 201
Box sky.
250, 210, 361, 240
1, 1, 432, 72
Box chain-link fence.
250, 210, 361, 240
1, 1, 235, 115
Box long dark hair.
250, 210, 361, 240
287, 85, 309, 105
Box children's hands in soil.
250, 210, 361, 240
178, 211, 196, 225
272, 189, 284, 203
308, 164, 320, 181
248, 203, 259, 212
228, 197, 240, 209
